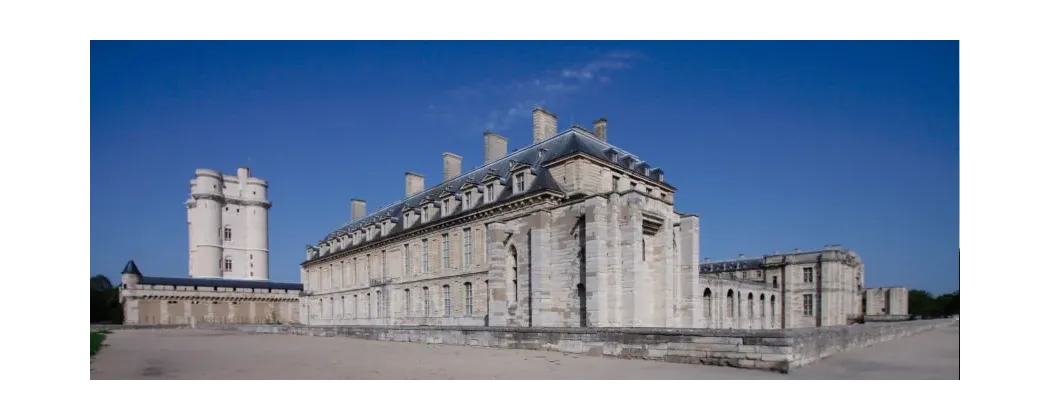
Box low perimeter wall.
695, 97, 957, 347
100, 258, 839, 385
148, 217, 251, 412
98, 317, 954, 373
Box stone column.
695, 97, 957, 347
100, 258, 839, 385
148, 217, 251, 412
160, 296, 169, 324
486, 222, 509, 326
677, 215, 700, 328
530, 212, 552, 327
607, 193, 623, 326
584, 196, 609, 327
622, 195, 645, 326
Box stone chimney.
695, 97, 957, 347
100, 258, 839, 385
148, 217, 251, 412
351, 198, 366, 221
593, 118, 607, 142
443, 153, 462, 182
483, 132, 508, 164
405, 172, 424, 197
532, 107, 557, 144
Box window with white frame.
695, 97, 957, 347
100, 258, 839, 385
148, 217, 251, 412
223, 226, 232, 242
443, 285, 451, 316
514, 173, 524, 192
803, 267, 814, 283
463, 227, 472, 266
803, 294, 814, 316
442, 198, 450, 216
464, 191, 472, 208
485, 183, 494, 202
442, 233, 450, 268
224, 257, 232, 272
422, 206, 430, 223
422, 239, 429, 273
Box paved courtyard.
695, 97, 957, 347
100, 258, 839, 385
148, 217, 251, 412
90, 324, 959, 380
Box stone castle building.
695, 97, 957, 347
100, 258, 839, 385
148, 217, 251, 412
863, 287, 909, 318
298, 107, 893, 329
118, 168, 300, 325
187, 167, 270, 280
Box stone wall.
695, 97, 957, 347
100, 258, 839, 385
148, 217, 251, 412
140, 317, 956, 373
786, 317, 957, 368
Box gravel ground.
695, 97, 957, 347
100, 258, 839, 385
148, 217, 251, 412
89, 324, 959, 380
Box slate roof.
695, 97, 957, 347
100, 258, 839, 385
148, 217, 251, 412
700, 258, 765, 273
139, 276, 303, 291
308, 126, 674, 260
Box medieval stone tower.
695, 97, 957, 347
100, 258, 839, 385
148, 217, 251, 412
186, 167, 271, 280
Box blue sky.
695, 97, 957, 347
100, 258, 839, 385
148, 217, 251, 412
90, 41, 959, 294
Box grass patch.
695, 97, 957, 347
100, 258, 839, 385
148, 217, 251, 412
90, 330, 109, 356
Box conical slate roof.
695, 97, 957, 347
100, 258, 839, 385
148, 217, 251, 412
121, 260, 141, 275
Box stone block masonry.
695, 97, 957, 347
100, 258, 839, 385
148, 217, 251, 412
144, 317, 957, 374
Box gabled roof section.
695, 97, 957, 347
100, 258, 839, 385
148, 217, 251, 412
314, 126, 674, 247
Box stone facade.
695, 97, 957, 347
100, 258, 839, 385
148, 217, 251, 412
863, 287, 909, 316
299, 107, 887, 330
118, 261, 301, 325
186, 167, 271, 280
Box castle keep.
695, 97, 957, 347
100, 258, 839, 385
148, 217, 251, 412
299, 107, 875, 329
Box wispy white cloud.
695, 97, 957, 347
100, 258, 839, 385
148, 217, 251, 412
427, 50, 644, 132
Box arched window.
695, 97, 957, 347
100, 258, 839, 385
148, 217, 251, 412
748, 293, 754, 319
443, 285, 451, 316
760, 294, 766, 319
223, 226, 232, 242
224, 257, 232, 272
727, 290, 735, 317
464, 282, 473, 315
703, 288, 712, 318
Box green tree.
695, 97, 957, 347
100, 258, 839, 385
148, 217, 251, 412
90, 275, 123, 324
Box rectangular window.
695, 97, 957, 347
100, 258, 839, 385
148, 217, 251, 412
515, 173, 524, 192
381, 250, 387, 279
486, 183, 494, 202
423, 287, 430, 316
465, 283, 473, 315
377, 291, 383, 318
404, 244, 411, 277
442, 233, 450, 269
422, 207, 429, 223
464, 191, 472, 208
772, 275, 778, 287
422, 239, 430, 273
612, 175, 620, 191
803, 294, 814, 316
442, 198, 450, 216
366, 254, 372, 279
463, 228, 472, 267
803, 267, 814, 283
404, 289, 411, 315
223, 227, 232, 241
443, 285, 451, 316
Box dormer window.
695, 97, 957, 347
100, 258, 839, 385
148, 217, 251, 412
485, 183, 494, 202
464, 191, 472, 209
442, 198, 450, 216
514, 173, 525, 192
422, 207, 430, 223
